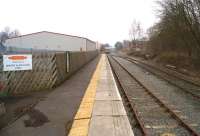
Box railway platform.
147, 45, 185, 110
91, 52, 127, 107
0, 54, 134, 136
68, 54, 134, 136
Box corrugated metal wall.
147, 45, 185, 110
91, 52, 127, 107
86, 39, 97, 51
5, 32, 97, 52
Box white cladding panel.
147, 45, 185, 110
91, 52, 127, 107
86, 39, 96, 51
5, 32, 96, 51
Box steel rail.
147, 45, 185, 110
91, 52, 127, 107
110, 55, 200, 136
127, 56, 200, 87
113, 54, 200, 87
115, 55, 200, 100
107, 55, 147, 136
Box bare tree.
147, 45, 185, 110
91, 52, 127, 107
9, 29, 20, 38
147, 0, 200, 67
0, 27, 21, 52
115, 41, 123, 50
129, 20, 144, 45
0, 32, 9, 46
129, 20, 138, 41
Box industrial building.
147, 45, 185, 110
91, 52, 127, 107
5, 31, 97, 51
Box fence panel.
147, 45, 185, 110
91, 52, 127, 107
0, 50, 98, 97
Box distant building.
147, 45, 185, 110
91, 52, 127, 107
5, 31, 97, 52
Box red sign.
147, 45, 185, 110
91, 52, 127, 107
8, 55, 27, 60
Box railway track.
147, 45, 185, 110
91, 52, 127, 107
108, 55, 200, 136
127, 57, 200, 86
115, 55, 200, 100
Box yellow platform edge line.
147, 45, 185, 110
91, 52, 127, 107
68, 55, 104, 136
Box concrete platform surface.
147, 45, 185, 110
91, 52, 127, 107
69, 54, 134, 136
88, 55, 134, 136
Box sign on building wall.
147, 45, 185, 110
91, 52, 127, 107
3, 54, 32, 71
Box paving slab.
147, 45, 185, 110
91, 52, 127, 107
88, 55, 134, 136
89, 116, 133, 136
95, 90, 121, 101
92, 100, 126, 116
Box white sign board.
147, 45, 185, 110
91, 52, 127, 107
3, 54, 32, 71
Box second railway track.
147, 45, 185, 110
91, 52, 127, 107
117, 55, 200, 100
108, 55, 200, 136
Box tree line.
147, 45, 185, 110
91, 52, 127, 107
0, 27, 20, 46
148, 0, 200, 62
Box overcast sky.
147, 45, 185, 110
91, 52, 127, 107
0, 0, 157, 45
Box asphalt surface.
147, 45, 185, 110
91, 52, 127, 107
0, 56, 100, 136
